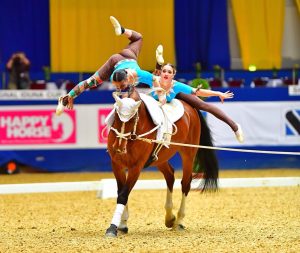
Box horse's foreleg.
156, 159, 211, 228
105, 161, 127, 238
165, 188, 175, 228
157, 163, 175, 228
118, 204, 129, 234
106, 166, 141, 237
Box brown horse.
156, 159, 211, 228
105, 87, 219, 237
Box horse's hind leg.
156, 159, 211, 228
173, 149, 195, 231
157, 162, 176, 228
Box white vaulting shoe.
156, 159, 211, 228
156, 44, 164, 65
56, 96, 64, 116
235, 123, 244, 143
110, 16, 122, 36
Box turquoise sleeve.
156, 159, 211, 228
136, 69, 153, 87
174, 81, 193, 94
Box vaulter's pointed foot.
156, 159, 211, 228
110, 16, 122, 36
235, 123, 244, 143
156, 44, 164, 65
56, 96, 64, 116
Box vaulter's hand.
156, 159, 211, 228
62, 95, 74, 109
219, 91, 234, 103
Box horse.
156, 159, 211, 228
105, 87, 219, 237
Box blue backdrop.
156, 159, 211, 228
0, 0, 50, 72
175, 0, 230, 72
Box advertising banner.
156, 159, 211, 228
0, 110, 76, 145
206, 101, 300, 146
0, 101, 299, 150
98, 108, 113, 144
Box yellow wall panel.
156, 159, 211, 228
50, 0, 175, 72
231, 0, 284, 69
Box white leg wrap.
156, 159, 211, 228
119, 205, 129, 228
111, 204, 125, 227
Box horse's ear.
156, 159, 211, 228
136, 100, 142, 108
113, 92, 122, 106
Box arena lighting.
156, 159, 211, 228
248, 64, 257, 71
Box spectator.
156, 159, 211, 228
6, 52, 31, 89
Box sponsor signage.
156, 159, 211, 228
0, 90, 66, 100
0, 110, 76, 144
98, 108, 113, 144
288, 85, 300, 96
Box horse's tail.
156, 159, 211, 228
193, 111, 219, 192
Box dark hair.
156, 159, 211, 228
112, 69, 127, 82
162, 63, 177, 74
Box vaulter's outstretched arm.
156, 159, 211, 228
193, 88, 234, 103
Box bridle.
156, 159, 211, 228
110, 92, 160, 146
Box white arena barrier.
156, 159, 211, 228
0, 181, 102, 195
0, 177, 299, 199
97, 177, 300, 199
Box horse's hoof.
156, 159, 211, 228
172, 224, 185, 231
118, 226, 128, 234
165, 215, 176, 228
105, 224, 118, 237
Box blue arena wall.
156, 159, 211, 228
0, 87, 299, 172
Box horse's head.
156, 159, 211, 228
110, 90, 141, 154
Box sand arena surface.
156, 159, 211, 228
0, 169, 299, 252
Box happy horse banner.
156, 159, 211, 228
0, 101, 299, 150
0, 105, 113, 150
0, 110, 76, 145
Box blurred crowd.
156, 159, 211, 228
6, 52, 31, 89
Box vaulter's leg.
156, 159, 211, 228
176, 92, 244, 143
60, 16, 142, 109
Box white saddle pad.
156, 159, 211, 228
105, 94, 184, 142
139, 94, 184, 141
161, 98, 184, 123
